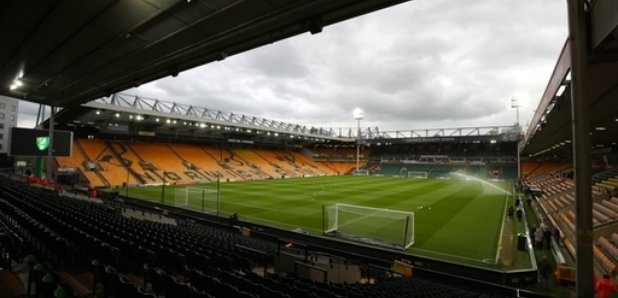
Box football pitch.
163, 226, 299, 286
126, 176, 511, 266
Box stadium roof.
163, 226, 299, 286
54, 93, 516, 145
522, 1, 618, 160
70, 93, 357, 142
522, 38, 618, 159
0, 0, 408, 107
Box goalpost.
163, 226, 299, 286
174, 187, 220, 214
323, 203, 414, 250
407, 171, 429, 179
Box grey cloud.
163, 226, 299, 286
127, 0, 568, 131
17, 101, 40, 128
242, 43, 310, 79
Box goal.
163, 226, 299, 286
353, 169, 370, 176
407, 171, 428, 179
323, 203, 414, 250
174, 187, 219, 214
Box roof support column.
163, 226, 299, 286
46, 105, 55, 180
568, 0, 593, 296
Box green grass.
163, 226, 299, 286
126, 176, 509, 267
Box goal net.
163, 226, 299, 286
323, 203, 414, 250
407, 171, 428, 179
174, 187, 219, 214
353, 169, 370, 176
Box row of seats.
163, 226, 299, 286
57, 139, 343, 188
594, 234, 618, 277
526, 170, 618, 279
595, 176, 618, 192
592, 168, 618, 184
0, 181, 278, 296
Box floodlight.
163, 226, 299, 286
353, 107, 364, 174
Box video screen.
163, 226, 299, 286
9, 127, 73, 157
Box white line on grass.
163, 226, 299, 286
241, 214, 320, 233
224, 201, 279, 212
494, 188, 511, 264
410, 247, 494, 264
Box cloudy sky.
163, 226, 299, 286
20, 0, 568, 132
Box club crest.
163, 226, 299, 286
36, 137, 50, 151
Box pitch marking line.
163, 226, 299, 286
410, 247, 494, 264
224, 201, 279, 212
494, 189, 510, 264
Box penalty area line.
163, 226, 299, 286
225, 201, 279, 212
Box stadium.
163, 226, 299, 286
0, 1, 615, 297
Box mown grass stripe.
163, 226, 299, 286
128, 176, 507, 266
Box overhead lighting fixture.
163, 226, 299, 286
14, 80, 23, 87
9, 84, 17, 90
115, 113, 120, 118
166, 119, 171, 124
155, 118, 160, 122
595, 126, 606, 131
95, 110, 101, 115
